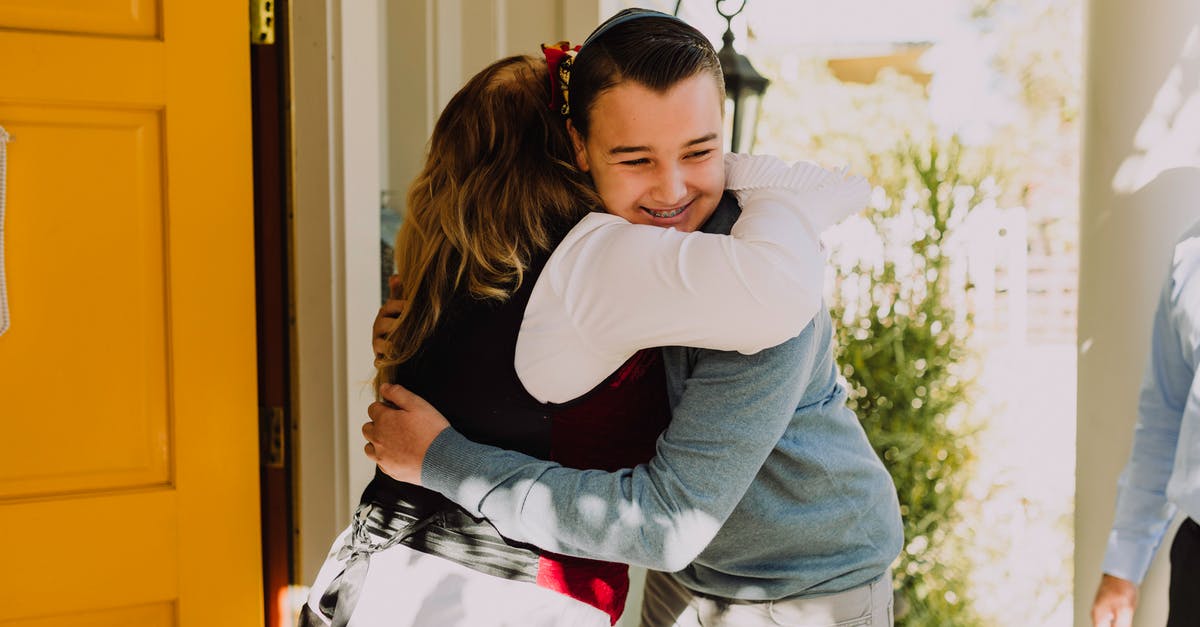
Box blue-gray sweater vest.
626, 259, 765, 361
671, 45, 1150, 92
423, 193, 904, 600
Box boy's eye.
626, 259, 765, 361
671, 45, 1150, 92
620, 158, 650, 166
685, 149, 714, 159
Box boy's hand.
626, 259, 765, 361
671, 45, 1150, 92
362, 384, 451, 485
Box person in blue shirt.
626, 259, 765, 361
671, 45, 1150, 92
1092, 218, 1200, 627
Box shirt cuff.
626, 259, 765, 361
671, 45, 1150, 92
421, 427, 496, 517
1101, 531, 1160, 585
725, 153, 836, 192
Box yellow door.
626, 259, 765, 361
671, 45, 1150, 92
0, 1, 262, 625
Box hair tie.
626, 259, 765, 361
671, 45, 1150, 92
540, 11, 682, 117
541, 41, 580, 116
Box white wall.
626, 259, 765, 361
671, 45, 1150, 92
1076, 1, 1200, 625
382, 0, 606, 212
291, 0, 383, 583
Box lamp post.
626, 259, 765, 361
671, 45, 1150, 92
701, 0, 770, 153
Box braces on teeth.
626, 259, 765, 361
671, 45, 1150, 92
646, 205, 685, 218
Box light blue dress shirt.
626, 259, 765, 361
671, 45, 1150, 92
1103, 219, 1200, 584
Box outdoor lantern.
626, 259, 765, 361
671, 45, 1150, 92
713, 0, 769, 153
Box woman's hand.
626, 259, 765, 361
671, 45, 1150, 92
373, 275, 406, 362
1091, 574, 1137, 627
362, 384, 451, 485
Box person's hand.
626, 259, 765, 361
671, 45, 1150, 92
362, 383, 451, 485
1091, 573, 1137, 627
373, 275, 406, 362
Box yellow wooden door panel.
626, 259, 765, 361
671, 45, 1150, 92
3, 603, 175, 627
0, 1, 261, 625
0, 31, 164, 106
0, 492, 179, 619
0, 0, 159, 39
0, 105, 169, 500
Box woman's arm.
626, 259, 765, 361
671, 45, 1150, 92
517, 155, 867, 404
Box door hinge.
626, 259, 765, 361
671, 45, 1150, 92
251, 0, 276, 45
261, 406, 287, 468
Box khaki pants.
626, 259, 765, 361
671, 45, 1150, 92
640, 570, 893, 627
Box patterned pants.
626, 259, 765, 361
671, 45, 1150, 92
300, 524, 611, 627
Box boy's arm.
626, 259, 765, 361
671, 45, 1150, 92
370, 330, 821, 571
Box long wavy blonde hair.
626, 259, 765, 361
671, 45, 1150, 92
378, 55, 599, 381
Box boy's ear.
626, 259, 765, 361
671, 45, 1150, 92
566, 120, 590, 172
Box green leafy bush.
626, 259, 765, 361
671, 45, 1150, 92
829, 136, 984, 626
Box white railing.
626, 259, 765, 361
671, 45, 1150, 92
825, 202, 1077, 348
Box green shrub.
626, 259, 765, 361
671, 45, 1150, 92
830, 136, 984, 626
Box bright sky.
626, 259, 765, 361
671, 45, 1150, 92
674, 0, 970, 47
661, 0, 1011, 143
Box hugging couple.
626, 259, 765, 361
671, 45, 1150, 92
299, 8, 902, 627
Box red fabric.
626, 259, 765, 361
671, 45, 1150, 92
534, 349, 672, 623
550, 348, 672, 471
536, 553, 629, 625
540, 41, 580, 112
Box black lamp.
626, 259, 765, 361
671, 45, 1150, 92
678, 1, 770, 153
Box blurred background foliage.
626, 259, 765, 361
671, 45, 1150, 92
743, 0, 1080, 623
832, 137, 985, 625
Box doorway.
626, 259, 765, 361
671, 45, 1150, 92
251, 1, 297, 625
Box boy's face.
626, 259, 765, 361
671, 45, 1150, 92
570, 72, 725, 234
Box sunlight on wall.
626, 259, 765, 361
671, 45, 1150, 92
1113, 26, 1200, 194
288, 584, 311, 625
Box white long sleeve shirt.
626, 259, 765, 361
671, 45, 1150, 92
516, 154, 868, 403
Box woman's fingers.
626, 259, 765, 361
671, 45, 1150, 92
379, 383, 422, 409
372, 299, 409, 359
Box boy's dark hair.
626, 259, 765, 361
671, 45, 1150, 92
568, 8, 724, 139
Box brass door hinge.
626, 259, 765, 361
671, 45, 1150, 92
251, 0, 276, 45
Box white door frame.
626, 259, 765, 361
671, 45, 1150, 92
289, 0, 383, 580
